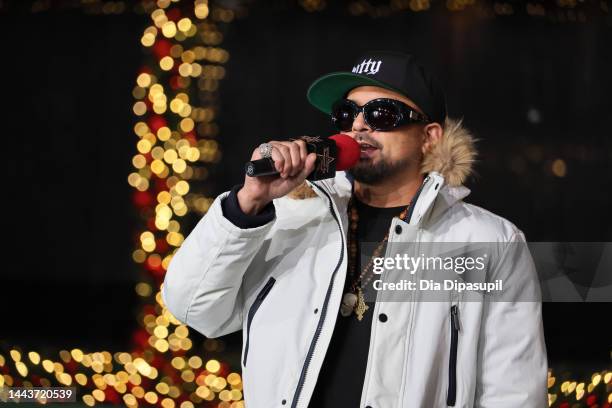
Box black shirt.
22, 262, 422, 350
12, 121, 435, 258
220, 187, 405, 408
307, 199, 405, 408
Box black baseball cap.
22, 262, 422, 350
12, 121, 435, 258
307, 51, 447, 124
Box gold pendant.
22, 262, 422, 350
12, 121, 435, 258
340, 292, 358, 317
355, 286, 369, 321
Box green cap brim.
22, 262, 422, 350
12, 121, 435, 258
307, 72, 406, 114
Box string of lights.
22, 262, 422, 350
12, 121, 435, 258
2, 0, 244, 406
0, 1, 610, 407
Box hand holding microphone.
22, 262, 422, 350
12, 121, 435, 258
237, 135, 360, 216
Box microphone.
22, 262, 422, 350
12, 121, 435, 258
245, 134, 360, 181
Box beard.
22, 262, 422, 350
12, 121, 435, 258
347, 155, 418, 185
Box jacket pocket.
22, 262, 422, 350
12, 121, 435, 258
243, 276, 276, 367
447, 304, 460, 406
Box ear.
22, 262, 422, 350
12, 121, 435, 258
421, 122, 443, 155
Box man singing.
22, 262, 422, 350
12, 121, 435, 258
162, 51, 548, 407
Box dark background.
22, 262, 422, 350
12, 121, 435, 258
0, 10, 144, 350
0, 1, 610, 376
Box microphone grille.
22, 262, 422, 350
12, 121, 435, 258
329, 134, 360, 171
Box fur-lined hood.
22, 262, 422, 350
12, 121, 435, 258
420, 117, 476, 187
288, 117, 476, 199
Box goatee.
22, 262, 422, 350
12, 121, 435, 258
348, 156, 414, 185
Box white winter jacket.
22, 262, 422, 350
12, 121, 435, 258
162, 119, 548, 408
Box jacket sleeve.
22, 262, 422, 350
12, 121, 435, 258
161, 189, 276, 338
475, 231, 548, 408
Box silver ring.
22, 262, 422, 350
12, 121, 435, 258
259, 142, 273, 158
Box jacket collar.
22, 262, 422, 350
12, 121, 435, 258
312, 171, 470, 227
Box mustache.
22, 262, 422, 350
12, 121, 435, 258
354, 133, 381, 149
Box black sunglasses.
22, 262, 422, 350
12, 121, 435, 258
331, 98, 430, 132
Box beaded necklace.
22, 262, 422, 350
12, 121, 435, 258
341, 197, 412, 321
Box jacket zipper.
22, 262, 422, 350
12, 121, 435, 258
447, 304, 460, 406
291, 182, 344, 408
243, 276, 276, 366
405, 175, 428, 224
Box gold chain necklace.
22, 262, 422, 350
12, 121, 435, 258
340, 197, 411, 321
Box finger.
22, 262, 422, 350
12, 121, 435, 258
297, 152, 317, 179
278, 141, 302, 177
267, 143, 285, 174
294, 139, 308, 163
274, 143, 292, 177
252, 141, 277, 160
270, 142, 292, 177
251, 144, 263, 160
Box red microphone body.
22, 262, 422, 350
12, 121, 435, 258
245, 134, 360, 181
